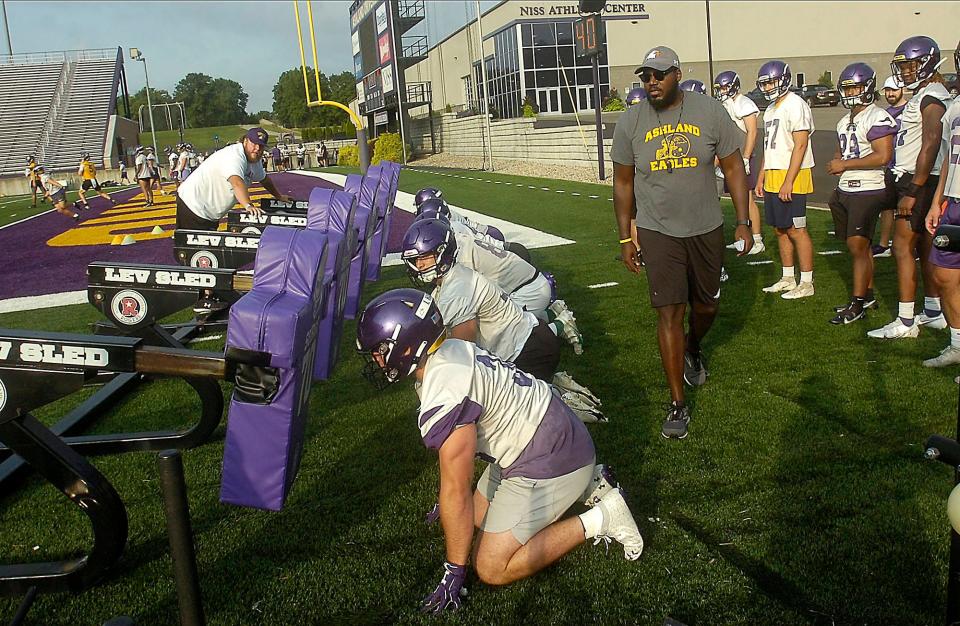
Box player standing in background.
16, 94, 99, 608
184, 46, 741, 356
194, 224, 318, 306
175, 143, 192, 191
826, 63, 897, 325
873, 76, 909, 258
36, 166, 80, 221
134, 146, 154, 207
24, 155, 46, 207
868, 36, 952, 339
754, 60, 817, 299
76, 152, 116, 208
168, 146, 179, 185
923, 41, 960, 367
714, 70, 765, 255
296, 143, 306, 169
146, 147, 164, 195
118, 158, 129, 184
271, 143, 282, 172
355, 289, 642, 613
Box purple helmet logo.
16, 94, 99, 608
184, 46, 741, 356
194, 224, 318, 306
679, 79, 707, 95
401, 218, 458, 288
413, 208, 450, 225
838, 62, 877, 109
891, 35, 942, 90
416, 197, 451, 218
356, 288, 445, 389
713, 70, 740, 101
414, 187, 443, 208
757, 60, 792, 102
625, 88, 647, 105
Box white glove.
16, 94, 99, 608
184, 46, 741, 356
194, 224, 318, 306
743, 157, 751, 176
714, 166, 724, 180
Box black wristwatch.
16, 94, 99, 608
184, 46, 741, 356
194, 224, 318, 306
736, 219, 752, 227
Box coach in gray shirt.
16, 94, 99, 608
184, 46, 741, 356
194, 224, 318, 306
611, 45, 752, 440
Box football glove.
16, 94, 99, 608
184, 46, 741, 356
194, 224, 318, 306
421, 561, 467, 614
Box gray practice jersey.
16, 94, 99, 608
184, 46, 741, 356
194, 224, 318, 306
894, 82, 952, 176
454, 232, 538, 294
835, 104, 898, 192
611, 91, 744, 237
431, 262, 536, 362
416, 339, 594, 478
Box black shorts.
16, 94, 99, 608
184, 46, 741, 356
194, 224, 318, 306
894, 172, 940, 233
514, 321, 561, 381
763, 192, 808, 229
50, 189, 66, 204
81, 178, 101, 191
828, 189, 888, 241
635, 225, 724, 308
176, 196, 221, 232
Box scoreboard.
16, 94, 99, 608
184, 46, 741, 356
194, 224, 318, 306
349, 0, 397, 114
573, 14, 605, 59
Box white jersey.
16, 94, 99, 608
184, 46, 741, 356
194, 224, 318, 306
895, 82, 953, 176
176, 152, 190, 172
454, 232, 538, 294
761, 91, 815, 170
134, 154, 151, 179
722, 93, 760, 134
417, 339, 552, 460
296, 147, 306, 158
942, 98, 960, 200
450, 209, 492, 237
449, 219, 505, 249
835, 104, 898, 192
169, 153, 178, 169
431, 262, 536, 362
39, 172, 61, 191
178, 143, 267, 220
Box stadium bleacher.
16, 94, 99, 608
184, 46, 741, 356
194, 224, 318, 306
0, 48, 123, 177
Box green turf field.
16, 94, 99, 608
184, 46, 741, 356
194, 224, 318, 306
1, 167, 957, 624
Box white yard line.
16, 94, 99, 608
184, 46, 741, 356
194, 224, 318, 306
0, 290, 87, 313
588, 282, 619, 289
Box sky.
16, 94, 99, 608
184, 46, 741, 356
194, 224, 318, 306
1, 0, 498, 113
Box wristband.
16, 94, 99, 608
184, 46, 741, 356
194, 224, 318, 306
619, 237, 633, 244
903, 183, 921, 198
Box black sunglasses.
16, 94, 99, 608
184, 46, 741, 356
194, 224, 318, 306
638, 68, 676, 83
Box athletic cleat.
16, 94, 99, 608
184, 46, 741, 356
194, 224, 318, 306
781, 281, 815, 300
720, 266, 729, 282
872, 244, 891, 258
834, 296, 876, 312
830, 302, 865, 325
661, 402, 690, 439
595, 488, 644, 560
683, 351, 707, 386
867, 318, 920, 339
193, 297, 229, 319
762, 278, 796, 293
916, 311, 948, 330
923, 345, 960, 368
72, 213, 80, 222
583, 464, 620, 507
746, 240, 766, 255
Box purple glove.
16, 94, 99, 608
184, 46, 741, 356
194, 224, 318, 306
421, 561, 467, 614
425, 502, 440, 524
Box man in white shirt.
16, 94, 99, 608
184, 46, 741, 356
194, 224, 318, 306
295, 143, 306, 169
176, 127, 291, 232
134, 146, 154, 207
355, 289, 642, 612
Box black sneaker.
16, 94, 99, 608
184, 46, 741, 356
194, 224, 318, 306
830, 301, 865, 325
661, 402, 691, 439
683, 351, 707, 386
193, 297, 229, 318
834, 294, 876, 312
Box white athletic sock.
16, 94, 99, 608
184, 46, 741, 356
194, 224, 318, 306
753, 233, 762, 243
800, 271, 813, 284
782, 266, 795, 280
951, 328, 960, 349
579, 506, 605, 539
898, 302, 915, 321
925, 296, 942, 314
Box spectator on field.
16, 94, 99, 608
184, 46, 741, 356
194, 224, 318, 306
118, 159, 130, 184
320, 141, 329, 167
874, 75, 910, 257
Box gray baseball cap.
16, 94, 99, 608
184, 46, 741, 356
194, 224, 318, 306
636, 46, 681, 73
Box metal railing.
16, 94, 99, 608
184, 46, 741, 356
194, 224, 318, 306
397, 0, 425, 20
0, 48, 117, 66
406, 81, 432, 105
401, 35, 428, 59
37, 59, 76, 165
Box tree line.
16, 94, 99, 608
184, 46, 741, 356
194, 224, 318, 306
127, 67, 356, 130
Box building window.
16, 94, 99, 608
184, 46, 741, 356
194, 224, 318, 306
463, 75, 474, 110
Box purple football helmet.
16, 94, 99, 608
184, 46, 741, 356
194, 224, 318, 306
413, 208, 451, 225
356, 288, 445, 389
625, 88, 647, 105
416, 197, 452, 219
756, 60, 792, 101
891, 35, 942, 90
401, 218, 458, 289
713, 71, 740, 102
414, 187, 443, 208
680, 79, 707, 95
838, 62, 877, 108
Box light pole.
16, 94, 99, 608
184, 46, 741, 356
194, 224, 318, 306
1, 0, 12, 56
130, 48, 159, 158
